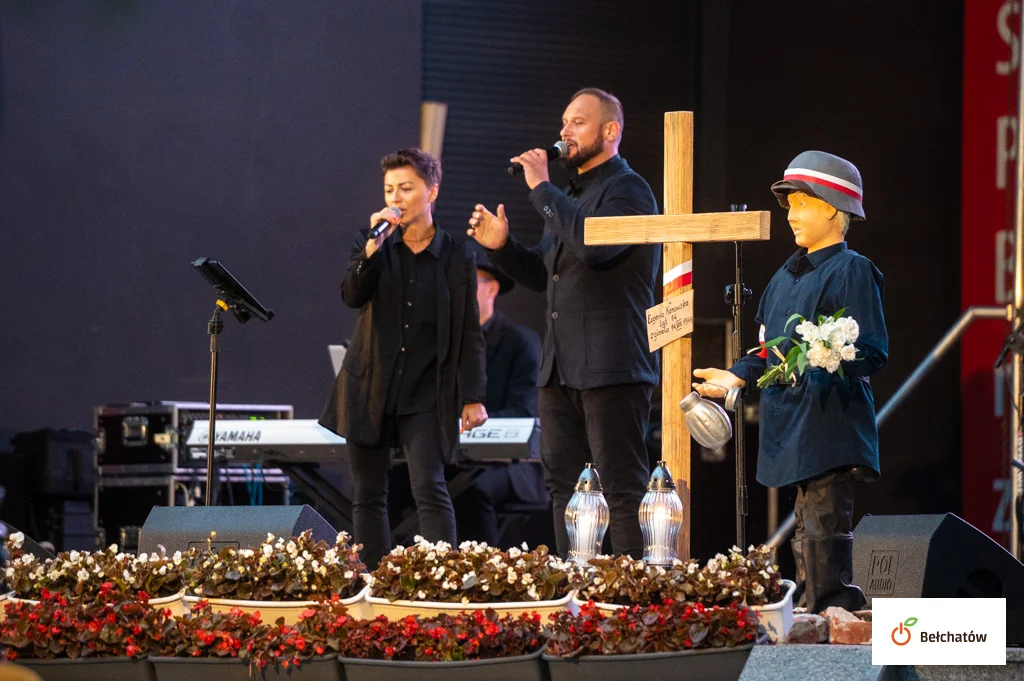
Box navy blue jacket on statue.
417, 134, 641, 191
728, 243, 888, 488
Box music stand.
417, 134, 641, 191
192, 257, 274, 505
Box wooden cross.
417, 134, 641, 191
585, 112, 770, 559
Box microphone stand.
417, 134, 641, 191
205, 301, 227, 505
725, 203, 753, 550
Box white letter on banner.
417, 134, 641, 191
998, 116, 1017, 190
998, 1, 1020, 75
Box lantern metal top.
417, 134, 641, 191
679, 391, 702, 411
574, 463, 604, 493
647, 460, 677, 491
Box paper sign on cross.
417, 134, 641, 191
585, 112, 770, 559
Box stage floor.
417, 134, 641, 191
738, 645, 1024, 681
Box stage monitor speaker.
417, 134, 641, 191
853, 513, 1024, 645
138, 505, 337, 554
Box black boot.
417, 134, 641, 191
804, 537, 866, 614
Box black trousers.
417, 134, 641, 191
792, 467, 868, 613
540, 381, 652, 558
453, 463, 548, 547
347, 410, 455, 570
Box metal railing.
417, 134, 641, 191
765, 304, 1010, 549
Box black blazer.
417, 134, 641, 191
319, 228, 486, 462
490, 156, 660, 390
484, 311, 540, 418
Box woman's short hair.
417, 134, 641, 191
381, 148, 442, 187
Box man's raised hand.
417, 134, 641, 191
467, 203, 509, 250
510, 148, 551, 190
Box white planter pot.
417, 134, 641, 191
150, 592, 189, 618
570, 579, 797, 643
182, 583, 372, 624
365, 590, 574, 621
750, 579, 796, 642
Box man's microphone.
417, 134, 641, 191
507, 141, 569, 176
367, 207, 402, 239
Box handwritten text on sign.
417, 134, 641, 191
646, 290, 694, 352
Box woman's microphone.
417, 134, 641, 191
507, 141, 569, 175
368, 207, 402, 239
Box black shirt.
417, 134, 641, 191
384, 229, 442, 415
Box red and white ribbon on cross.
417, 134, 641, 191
663, 260, 692, 297
783, 167, 863, 201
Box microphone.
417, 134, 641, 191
367, 207, 402, 239
507, 141, 569, 176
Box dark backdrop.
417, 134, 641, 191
423, 0, 700, 336
423, 0, 965, 556
0, 0, 422, 432
698, 1, 965, 554
0, 0, 966, 556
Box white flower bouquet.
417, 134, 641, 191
752, 308, 860, 389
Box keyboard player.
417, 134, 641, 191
451, 258, 548, 547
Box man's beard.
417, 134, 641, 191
564, 137, 603, 170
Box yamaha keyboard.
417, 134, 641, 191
184, 418, 540, 464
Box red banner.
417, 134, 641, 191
962, 0, 1016, 546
